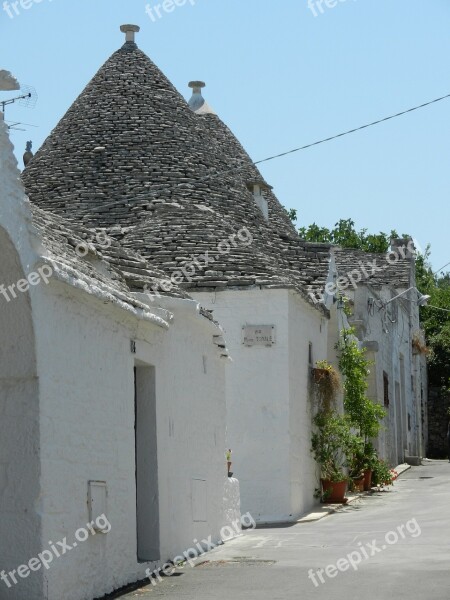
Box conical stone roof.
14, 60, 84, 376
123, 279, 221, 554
22, 28, 331, 310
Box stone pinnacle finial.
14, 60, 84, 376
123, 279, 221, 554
188, 81, 216, 114
120, 24, 140, 44
188, 81, 210, 112
188, 81, 206, 93
23, 141, 33, 168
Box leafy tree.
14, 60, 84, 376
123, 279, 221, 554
283, 206, 297, 224
415, 249, 450, 388
297, 218, 403, 254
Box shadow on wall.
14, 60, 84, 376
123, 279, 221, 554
0, 226, 42, 599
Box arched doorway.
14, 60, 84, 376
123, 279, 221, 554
0, 226, 42, 598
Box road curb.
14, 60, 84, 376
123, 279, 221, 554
394, 463, 412, 476
297, 494, 362, 523
297, 465, 412, 524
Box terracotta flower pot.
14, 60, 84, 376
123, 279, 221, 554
353, 475, 365, 493
363, 469, 373, 491
321, 479, 348, 503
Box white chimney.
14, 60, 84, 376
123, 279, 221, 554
188, 81, 216, 115
247, 180, 272, 221
120, 24, 140, 43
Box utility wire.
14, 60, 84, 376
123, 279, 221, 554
75, 91, 450, 217
426, 304, 450, 313
254, 92, 450, 166
433, 260, 450, 275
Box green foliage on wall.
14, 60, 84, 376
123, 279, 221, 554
337, 328, 386, 441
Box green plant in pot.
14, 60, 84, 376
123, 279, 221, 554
348, 438, 367, 492
362, 442, 378, 491
312, 360, 341, 413
371, 459, 396, 488
311, 410, 358, 503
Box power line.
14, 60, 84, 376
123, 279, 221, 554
426, 304, 450, 313
433, 261, 450, 275
254, 92, 450, 166
72, 91, 450, 217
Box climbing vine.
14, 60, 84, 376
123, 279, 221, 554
337, 327, 386, 442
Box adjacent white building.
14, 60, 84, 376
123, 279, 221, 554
331, 244, 428, 465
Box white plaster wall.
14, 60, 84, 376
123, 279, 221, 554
347, 284, 425, 466
192, 288, 328, 523
29, 283, 227, 600
0, 114, 44, 599
1, 113, 229, 600
192, 289, 290, 522
287, 291, 329, 517
348, 286, 398, 463
0, 228, 42, 600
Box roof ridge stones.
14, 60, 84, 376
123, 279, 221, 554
30, 204, 189, 303
332, 246, 414, 291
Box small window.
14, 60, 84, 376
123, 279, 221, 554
383, 372, 389, 407
308, 342, 313, 366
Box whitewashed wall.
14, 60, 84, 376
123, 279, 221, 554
287, 291, 329, 516
345, 283, 426, 465
0, 113, 44, 600
0, 116, 229, 600
0, 227, 42, 600
192, 288, 328, 523
29, 285, 227, 600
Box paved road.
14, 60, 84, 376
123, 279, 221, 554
120, 460, 450, 600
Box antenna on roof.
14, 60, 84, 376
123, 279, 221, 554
0, 84, 38, 116
5, 120, 38, 133
6, 122, 26, 132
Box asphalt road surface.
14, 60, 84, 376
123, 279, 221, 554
119, 460, 450, 600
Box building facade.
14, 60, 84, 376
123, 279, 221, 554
0, 107, 231, 599
5, 27, 428, 600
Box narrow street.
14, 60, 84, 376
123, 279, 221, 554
121, 461, 449, 600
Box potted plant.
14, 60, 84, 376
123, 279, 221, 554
311, 410, 357, 503
371, 459, 398, 490
362, 442, 378, 491
348, 438, 367, 493
311, 360, 341, 413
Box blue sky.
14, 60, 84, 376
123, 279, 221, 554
1, 0, 449, 273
